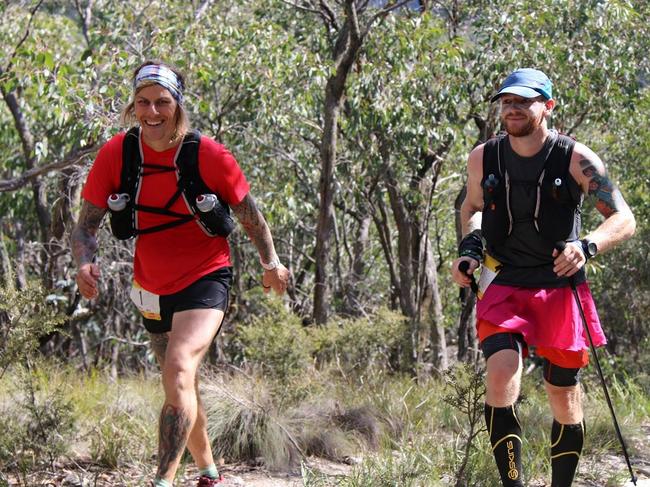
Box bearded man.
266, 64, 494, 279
451, 68, 635, 486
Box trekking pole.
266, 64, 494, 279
555, 241, 637, 485
458, 260, 478, 294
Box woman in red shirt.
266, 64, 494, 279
71, 60, 289, 487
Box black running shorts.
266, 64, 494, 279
142, 267, 233, 334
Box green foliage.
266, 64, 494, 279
310, 307, 410, 373
0, 365, 76, 472
442, 363, 487, 486
235, 295, 313, 380
234, 302, 411, 381
89, 401, 155, 468
0, 283, 65, 378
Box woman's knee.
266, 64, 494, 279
162, 356, 198, 396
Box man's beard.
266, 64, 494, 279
502, 112, 542, 137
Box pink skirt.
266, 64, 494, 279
477, 283, 606, 352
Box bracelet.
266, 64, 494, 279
260, 257, 281, 271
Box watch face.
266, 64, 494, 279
587, 241, 597, 257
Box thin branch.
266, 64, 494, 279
0, 143, 101, 192
73, 0, 94, 48
566, 109, 589, 136
4, 0, 46, 73
280, 0, 323, 15
100, 336, 149, 347
361, 0, 412, 38
318, 0, 339, 30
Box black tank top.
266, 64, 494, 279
487, 131, 585, 288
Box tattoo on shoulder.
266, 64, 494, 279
579, 158, 624, 217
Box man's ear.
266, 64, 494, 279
544, 98, 556, 113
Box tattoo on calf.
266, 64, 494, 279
157, 403, 191, 478
579, 158, 623, 218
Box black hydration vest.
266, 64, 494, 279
481, 132, 586, 287
481, 132, 581, 249
108, 127, 235, 240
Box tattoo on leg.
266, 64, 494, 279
157, 403, 191, 478
149, 332, 169, 366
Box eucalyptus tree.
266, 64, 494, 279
281, 0, 417, 324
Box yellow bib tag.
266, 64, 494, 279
129, 281, 161, 320
477, 253, 502, 300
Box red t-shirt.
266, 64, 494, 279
82, 132, 250, 295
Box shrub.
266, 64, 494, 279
234, 298, 313, 380
0, 365, 76, 472
89, 403, 155, 468
310, 307, 409, 373
0, 283, 65, 378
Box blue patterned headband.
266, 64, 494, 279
134, 64, 183, 103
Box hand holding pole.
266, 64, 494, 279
459, 260, 478, 294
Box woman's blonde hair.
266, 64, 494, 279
120, 60, 190, 142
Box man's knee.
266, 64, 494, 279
543, 359, 581, 387
482, 333, 525, 385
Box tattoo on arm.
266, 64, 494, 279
231, 194, 276, 263
70, 202, 106, 266
579, 158, 625, 218
156, 404, 191, 478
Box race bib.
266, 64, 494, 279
477, 253, 502, 300
129, 281, 161, 320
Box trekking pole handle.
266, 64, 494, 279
458, 260, 479, 294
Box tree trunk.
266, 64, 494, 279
14, 221, 27, 290
343, 212, 371, 316
371, 195, 401, 310
384, 173, 416, 318
0, 221, 12, 290
420, 238, 447, 372
313, 4, 362, 324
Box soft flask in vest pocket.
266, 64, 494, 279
107, 193, 135, 240
537, 176, 579, 243
481, 173, 509, 245
195, 194, 235, 237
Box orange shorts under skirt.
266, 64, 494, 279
476, 283, 605, 369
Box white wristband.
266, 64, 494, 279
260, 257, 280, 271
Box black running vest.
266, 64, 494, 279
108, 127, 235, 240
481, 131, 585, 287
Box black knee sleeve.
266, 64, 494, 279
543, 359, 581, 387
485, 403, 524, 486
481, 333, 525, 361
551, 419, 584, 487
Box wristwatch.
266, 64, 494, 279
580, 238, 598, 260
260, 257, 281, 271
